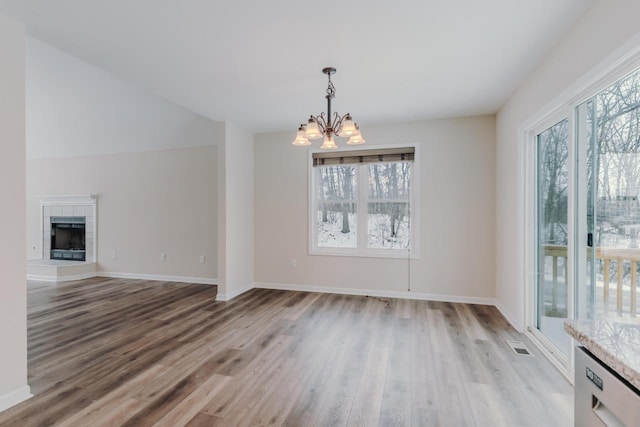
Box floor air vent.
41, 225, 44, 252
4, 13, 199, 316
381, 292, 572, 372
506, 339, 533, 356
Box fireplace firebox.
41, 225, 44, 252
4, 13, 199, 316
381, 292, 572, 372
50, 216, 86, 261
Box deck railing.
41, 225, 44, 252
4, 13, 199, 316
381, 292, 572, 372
541, 244, 640, 316
541, 245, 569, 316
598, 248, 640, 315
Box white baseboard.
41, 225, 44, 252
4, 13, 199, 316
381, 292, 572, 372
252, 282, 496, 306
98, 271, 217, 285
494, 301, 524, 332
26, 272, 97, 282
216, 283, 253, 301
0, 385, 32, 413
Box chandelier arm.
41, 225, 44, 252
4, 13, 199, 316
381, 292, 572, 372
315, 112, 329, 134
309, 112, 348, 136
332, 112, 346, 135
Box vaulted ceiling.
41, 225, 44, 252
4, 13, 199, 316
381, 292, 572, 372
0, 0, 594, 133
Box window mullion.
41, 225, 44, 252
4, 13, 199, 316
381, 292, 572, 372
358, 165, 368, 251
312, 167, 319, 251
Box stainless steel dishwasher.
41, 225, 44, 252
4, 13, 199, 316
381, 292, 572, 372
575, 346, 640, 426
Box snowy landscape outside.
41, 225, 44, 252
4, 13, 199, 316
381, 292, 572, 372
315, 162, 412, 251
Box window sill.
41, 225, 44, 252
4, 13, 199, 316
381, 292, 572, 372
309, 249, 419, 260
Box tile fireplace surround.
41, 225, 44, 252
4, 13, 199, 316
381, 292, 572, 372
27, 195, 97, 282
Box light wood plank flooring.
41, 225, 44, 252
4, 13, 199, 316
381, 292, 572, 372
0, 277, 573, 426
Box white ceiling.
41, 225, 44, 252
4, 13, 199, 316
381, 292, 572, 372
0, 0, 593, 133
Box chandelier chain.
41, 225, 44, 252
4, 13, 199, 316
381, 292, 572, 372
326, 73, 336, 99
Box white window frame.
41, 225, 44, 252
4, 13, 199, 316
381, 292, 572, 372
308, 144, 420, 259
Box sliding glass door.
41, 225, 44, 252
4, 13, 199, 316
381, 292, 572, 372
535, 118, 571, 357
529, 58, 640, 375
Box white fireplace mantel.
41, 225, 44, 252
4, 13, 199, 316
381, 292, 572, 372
40, 194, 97, 263
39, 194, 97, 206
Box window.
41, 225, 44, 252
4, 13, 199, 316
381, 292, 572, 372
310, 147, 417, 257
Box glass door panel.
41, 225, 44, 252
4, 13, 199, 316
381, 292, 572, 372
536, 118, 571, 356
578, 68, 640, 319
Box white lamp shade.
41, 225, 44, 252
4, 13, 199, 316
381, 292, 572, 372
305, 117, 323, 139
346, 128, 365, 145
338, 115, 357, 137
320, 134, 338, 149
292, 126, 311, 146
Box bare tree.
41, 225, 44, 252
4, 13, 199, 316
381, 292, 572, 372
539, 121, 569, 245
341, 166, 354, 233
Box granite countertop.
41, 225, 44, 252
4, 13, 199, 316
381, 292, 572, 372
565, 318, 640, 390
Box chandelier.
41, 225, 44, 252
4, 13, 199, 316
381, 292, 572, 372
292, 67, 365, 149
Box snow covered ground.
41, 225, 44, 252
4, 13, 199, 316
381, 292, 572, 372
317, 211, 410, 249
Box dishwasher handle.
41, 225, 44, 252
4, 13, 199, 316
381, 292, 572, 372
592, 395, 624, 427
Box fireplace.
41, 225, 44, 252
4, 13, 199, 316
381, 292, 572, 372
50, 216, 86, 261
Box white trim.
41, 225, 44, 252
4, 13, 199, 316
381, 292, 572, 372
566, 112, 577, 325
0, 386, 32, 413
525, 327, 574, 385
308, 249, 419, 260
26, 260, 98, 283
522, 126, 535, 338
253, 282, 496, 306
519, 125, 532, 334
27, 272, 97, 282
215, 283, 253, 301
39, 194, 96, 205
98, 271, 217, 285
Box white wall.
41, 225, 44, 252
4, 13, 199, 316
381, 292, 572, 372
26, 38, 222, 281
0, 13, 30, 412
27, 38, 221, 159
496, 0, 640, 329
27, 147, 218, 280
254, 116, 496, 301
217, 123, 255, 299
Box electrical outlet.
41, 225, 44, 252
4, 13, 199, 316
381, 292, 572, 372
200, 255, 206, 264
111, 250, 117, 259
290, 258, 296, 268
160, 252, 167, 261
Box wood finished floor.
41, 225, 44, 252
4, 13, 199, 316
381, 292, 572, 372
0, 277, 573, 426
